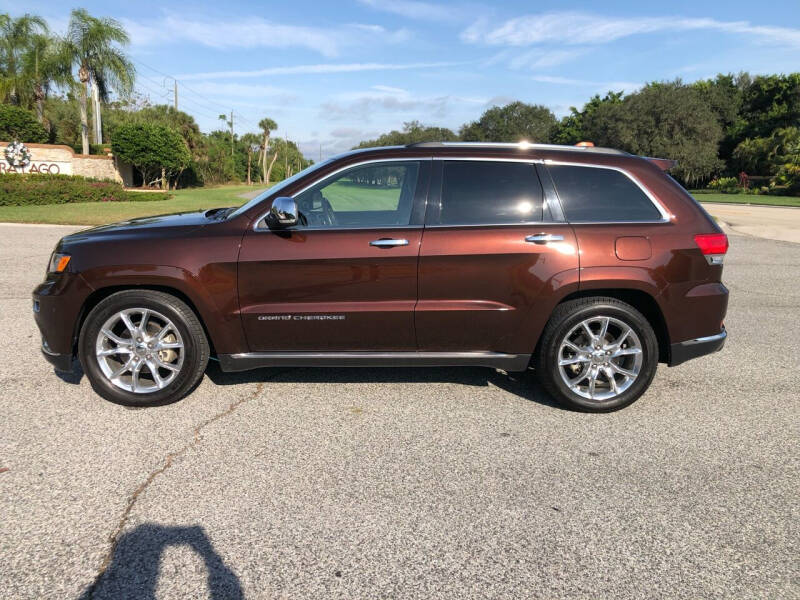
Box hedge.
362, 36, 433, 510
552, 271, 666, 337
0, 174, 170, 206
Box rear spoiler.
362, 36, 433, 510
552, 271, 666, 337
645, 157, 677, 171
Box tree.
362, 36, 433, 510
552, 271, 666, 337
258, 117, 277, 184
550, 92, 624, 145
355, 120, 458, 148
0, 104, 47, 141
64, 8, 134, 154
0, 13, 48, 107
584, 82, 724, 186
459, 102, 557, 143
112, 123, 190, 189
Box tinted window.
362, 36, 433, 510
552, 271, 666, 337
438, 161, 542, 225
548, 165, 662, 222
294, 161, 419, 228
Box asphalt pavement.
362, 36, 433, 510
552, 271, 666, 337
1, 223, 797, 599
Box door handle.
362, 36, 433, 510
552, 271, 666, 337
369, 238, 409, 248
525, 233, 565, 244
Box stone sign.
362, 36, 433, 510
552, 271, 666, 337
0, 141, 132, 185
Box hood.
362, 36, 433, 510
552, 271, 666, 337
61, 209, 223, 244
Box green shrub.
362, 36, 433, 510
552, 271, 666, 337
0, 105, 48, 143
707, 177, 740, 193
0, 173, 170, 206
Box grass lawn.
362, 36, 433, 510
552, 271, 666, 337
694, 193, 800, 207
0, 184, 266, 226
324, 181, 400, 211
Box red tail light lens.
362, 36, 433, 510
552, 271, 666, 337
694, 233, 728, 255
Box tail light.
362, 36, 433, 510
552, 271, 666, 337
694, 233, 728, 265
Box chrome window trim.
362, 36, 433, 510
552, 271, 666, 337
253, 157, 430, 232
542, 159, 673, 223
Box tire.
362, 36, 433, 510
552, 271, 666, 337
78, 290, 209, 406
535, 297, 658, 412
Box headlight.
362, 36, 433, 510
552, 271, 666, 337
48, 252, 71, 273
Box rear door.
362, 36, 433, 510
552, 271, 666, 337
238, 159, 429, 352
415, 159, 579, 353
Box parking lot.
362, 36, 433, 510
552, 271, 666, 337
1, 222, 797, 599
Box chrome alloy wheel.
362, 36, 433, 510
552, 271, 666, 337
557, 316, 643, 401
95, 308, 185, 394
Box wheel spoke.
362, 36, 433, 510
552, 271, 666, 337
603, 366, 619, 394
139, 309, 151, 334
559, 355, 589, 366
588, 367, 598, 398
581, 321, 596, 343
613, 325, 632, 350
154, 356, 180, 372
120, 312, 138, 336
110, 356, 135, 379
610, 362, 637, 379
131, 359, 144, 390
157, 325, 173, 341
613, 347, 642, 358
157, 342, 182, 350
99, 346, 132, 357
101, 328, 129, 346
598, 317, 610, 342
145, 359, 166, 388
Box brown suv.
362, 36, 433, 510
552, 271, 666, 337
33, 142, 728, 411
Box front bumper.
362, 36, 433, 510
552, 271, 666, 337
41, 338, 74, 372
32, 272, 93, 368
668, 328, 727, 367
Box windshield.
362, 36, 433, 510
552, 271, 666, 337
227, 157, 337, 220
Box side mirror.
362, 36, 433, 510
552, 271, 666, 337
268, 196, 298, 227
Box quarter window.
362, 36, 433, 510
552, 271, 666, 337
437, 161, 543, 225
294, 161, 420, 228
547, 165, 662, 222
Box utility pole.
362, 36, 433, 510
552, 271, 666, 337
230, 110, 234, 156
174, 80, 178, 110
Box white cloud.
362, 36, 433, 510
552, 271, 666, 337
531, 75, 642, 94
508, 49, 588, 70
356, 0, 458, 22
461, 11, 800, 49
177, 61, 461, 81
124, 13, 411, 57
320, 87, 487, 122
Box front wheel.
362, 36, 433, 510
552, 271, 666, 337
78, 290, 209, 406
535, 297, 659, 412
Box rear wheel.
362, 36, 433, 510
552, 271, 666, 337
79, 290, 209, 406
535, 297, 658, 412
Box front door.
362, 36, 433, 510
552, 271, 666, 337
238, 159, 429, 352
416, 159, 579, 353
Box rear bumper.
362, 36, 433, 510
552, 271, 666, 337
668, 328, 727, 367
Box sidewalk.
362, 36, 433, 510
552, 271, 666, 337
701, 203, 800, 244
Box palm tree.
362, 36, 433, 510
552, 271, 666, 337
0, 13, 48, 107
258, 117, 277, 184
64, 9, 134, 153
25, 33, 71, 125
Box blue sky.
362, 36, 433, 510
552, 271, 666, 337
9, 0, 800, 159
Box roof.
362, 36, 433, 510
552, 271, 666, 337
405, 141, 630, 156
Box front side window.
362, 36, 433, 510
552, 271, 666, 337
293, 161, 420, 228
547, 164, 662, 222
437, 161, 543, 225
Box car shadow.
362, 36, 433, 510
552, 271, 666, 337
55, 361, 84, 385
205, 361, 561, 410
78, 523, 243, 600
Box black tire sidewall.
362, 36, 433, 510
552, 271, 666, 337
541, 301, 658, 412
79, 292, 207, 406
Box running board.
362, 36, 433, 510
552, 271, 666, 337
217, 351, 531, 372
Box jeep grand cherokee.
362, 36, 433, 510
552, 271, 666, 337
33, 142, 728, 412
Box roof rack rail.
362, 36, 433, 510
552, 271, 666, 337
405, 141, 629, 155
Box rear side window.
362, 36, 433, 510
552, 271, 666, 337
547, 165, 662, 222
437, 161, 543, 225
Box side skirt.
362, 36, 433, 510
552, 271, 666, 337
217, 351, 531, 372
